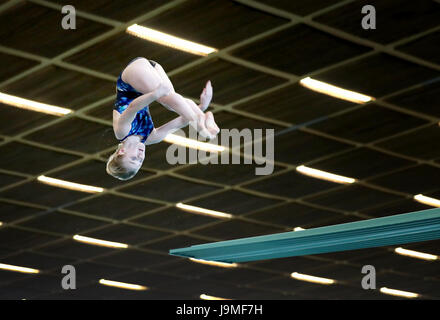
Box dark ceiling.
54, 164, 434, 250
0, 0, 439, 300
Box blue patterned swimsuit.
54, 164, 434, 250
114, 58, 156, 143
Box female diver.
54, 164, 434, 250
106, 57, 219, 180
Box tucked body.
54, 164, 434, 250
107, 57, 219, 180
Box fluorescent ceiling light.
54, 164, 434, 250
189, 258, 238, 268
414, 194, 440, 208
0, 263, 39, 274
200, 294, 230, 300
380, 287, 419, 298
293, 227, 306, 231
0, 92, 72, 116
394, 247, 438, 261
291, 272, 335, 285
299, 77, 373, 104
296, 165, 356, 184
176, 203, 233, 219
99, 279, 147, 291
164, 134, 226, 152
37, 176, 104, 193
73, 235, 128, 249
126, 24, 217, 56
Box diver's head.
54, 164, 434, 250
106, 137, 145, 180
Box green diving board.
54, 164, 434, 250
169, 208, 440, 263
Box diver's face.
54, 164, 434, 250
119, 142, 145, 170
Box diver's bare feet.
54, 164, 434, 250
199, 80, 213, 111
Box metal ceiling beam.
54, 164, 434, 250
0, 0, 187, 88
235, 0, 440, 71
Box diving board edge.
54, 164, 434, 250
169, 208, 440, 263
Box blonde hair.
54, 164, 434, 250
106, 144, 138, 181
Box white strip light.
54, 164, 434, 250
176, 203, 233, 219
380, 287, 419, 298
414, 194, 440, 208
126, 24, 218, 56
189, 258, 238, 268
164, 134, 226, 152
0, 263, 40, 274
293, 227, 306, 231
299, 77, 373, 104
0, 92, 72, 116
99, 279, 147, 291
296, 165, 356, 184
394, 247, 438, 261
291, 272, 335, 285
200, 294, 230, 300
73, 235, 128, 249
37, 176, 104, 193
0, 222, 2, 227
